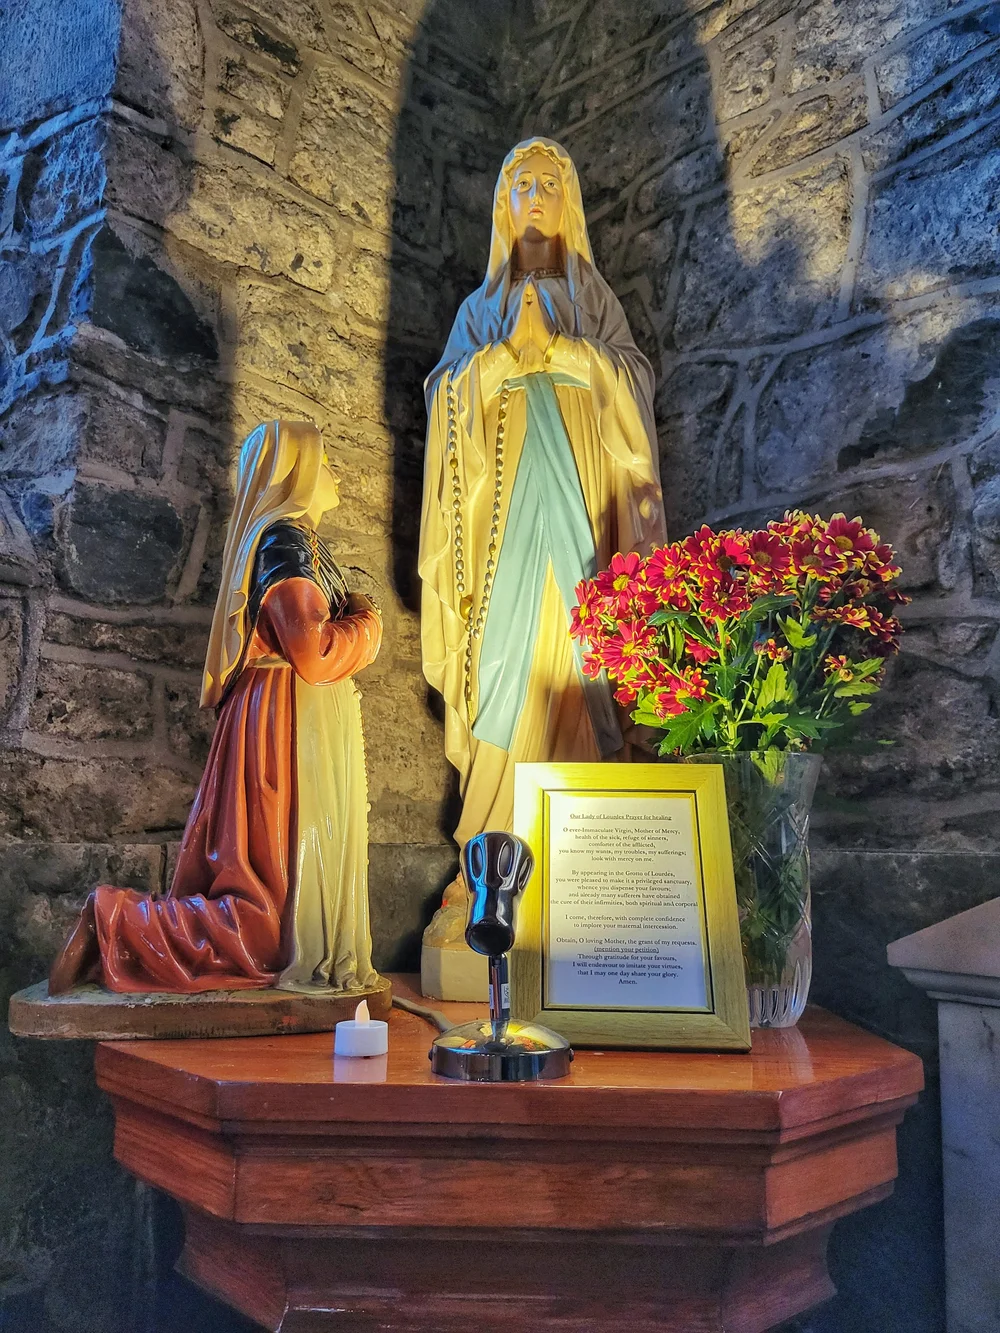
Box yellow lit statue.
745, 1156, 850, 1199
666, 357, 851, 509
418, 137, 667, 996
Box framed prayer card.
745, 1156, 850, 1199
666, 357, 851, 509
511, 762, 751, 1051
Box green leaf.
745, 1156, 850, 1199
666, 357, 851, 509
780, 713, 824, 739
631, 705, 661, 728
743, 594, 796, 623
648, 609, 690, 628
755, 662, 790, 712
652, 700, 717, 755
848, 701, 872, 715
852, 657, 885, 679
833, 679, 880, 698
713, 664, 739, 698
750, 749, 788, 784
661, 712, 705, 752
779, 615, 817, 650
757, 719, 787, 747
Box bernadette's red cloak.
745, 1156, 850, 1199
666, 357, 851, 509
92, 578, 382, 993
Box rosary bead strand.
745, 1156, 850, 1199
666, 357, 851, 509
458, 378, 512, 717
471, 379, 511, 640
446, 376, 465, 600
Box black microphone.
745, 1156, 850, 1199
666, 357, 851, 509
461, 831, 533, 1025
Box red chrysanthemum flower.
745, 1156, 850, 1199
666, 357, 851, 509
845, 577, 877, 603
754, 637, 791, 662
866, 542, 902, 582
630, 585, 663, 617
768, 510, 817, 540
582, 649, 604, 679
824, 654, 854, 681
593, 551, 646, 617
570, 578, 602, 641
699, 577, 752, 620
652, 668, 709, 719
822, 514, 877, 569
660, 580, 694, 612
745, 530, 791, 586
654, 688, 689, 718
790, 535, 849, 581
681, 526, 715, 558
867, 608, 902, 646
614, 678, 640, 706
684, 526, 750, 581
707, 532, 751, 576
645, 543, 690, 590
600, 619, 656, 678
684, 636, 716, 664
813, 603, 872, 630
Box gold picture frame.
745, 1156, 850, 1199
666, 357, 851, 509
511, 762, 750, 1052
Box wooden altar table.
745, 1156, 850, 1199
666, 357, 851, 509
95, 979, 923, 1332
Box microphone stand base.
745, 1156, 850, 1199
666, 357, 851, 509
429, 1018, 573, 1082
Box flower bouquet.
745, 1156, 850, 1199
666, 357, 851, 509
571, 511, 907, 1025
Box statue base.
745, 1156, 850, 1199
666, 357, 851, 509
420, 940, 488, 1002
8, 974, 392, 1040
420, 872, 489, 1001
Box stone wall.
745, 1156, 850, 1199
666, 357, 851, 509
519, 1, 1000, 1329
0, 3, 155, 1328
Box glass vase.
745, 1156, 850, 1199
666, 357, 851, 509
686, 752, 823, 1028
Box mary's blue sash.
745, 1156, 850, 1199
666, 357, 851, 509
472, 372, 622, 756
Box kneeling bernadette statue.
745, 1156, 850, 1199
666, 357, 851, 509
418, 137, 667, 989
49, 420, 383, 998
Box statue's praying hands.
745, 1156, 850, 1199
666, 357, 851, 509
507, 278, 552, 371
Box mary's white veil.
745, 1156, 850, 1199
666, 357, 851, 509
483, 137, 595, 313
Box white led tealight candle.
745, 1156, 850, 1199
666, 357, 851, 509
333, 999, 388, 1057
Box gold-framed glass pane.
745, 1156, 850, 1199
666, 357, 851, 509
512, 762, 751, 1052
542, 789, 712, 1013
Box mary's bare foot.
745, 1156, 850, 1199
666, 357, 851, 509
49, 893, 100, 996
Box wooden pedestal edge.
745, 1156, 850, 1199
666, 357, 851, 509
176, 1207, 840, 1333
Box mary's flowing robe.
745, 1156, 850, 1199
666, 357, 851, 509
93, 523, 381, 994
419, 271, 666, 846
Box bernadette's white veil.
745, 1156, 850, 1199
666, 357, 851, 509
202, 420, 324, 708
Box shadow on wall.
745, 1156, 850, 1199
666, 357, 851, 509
86, 4, 228, 611
384, 0, 522, 843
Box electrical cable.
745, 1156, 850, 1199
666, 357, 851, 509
391, 994, 452, 1033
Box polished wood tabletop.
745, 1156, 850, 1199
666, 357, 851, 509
95, 977, 924, 1332
96, 976, 922, 1137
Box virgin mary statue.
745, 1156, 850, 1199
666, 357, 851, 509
418, 137, 666, 994
49, 420, 382, 998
